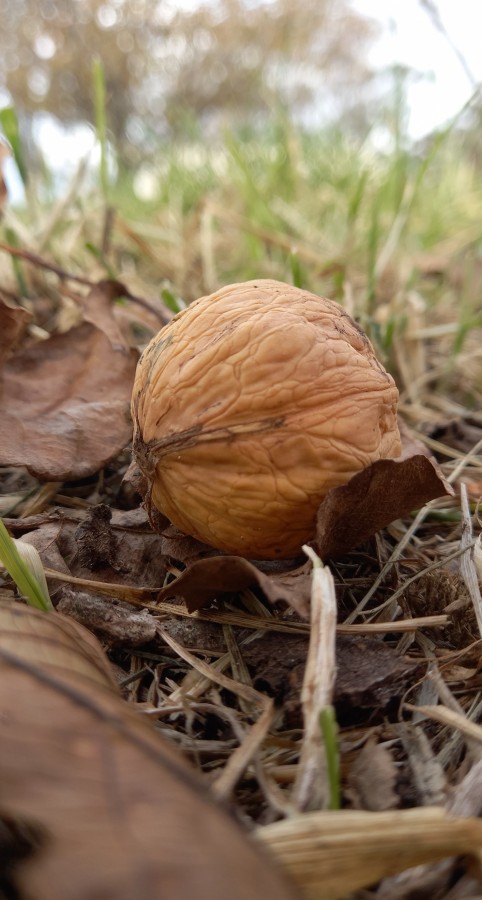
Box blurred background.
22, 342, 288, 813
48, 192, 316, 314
0, 0, 481, 416
1, 0, 481, 196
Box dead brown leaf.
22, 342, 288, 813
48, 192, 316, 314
240, 634, 424, 730
81, 279, 133, 350
113, 295, 171, 348
73, 503, 119, 570
315, 454, 453, 561
18, 522, 72, 599
347, 737, 399, 811
236, 632, 307, 728
157, 555, 312, 617
334, 637, 425, 713
82, 278, 172, 349
0, 295, 31, 367
159, 524, 223, 563
0, 282, 138, 480
0, 601, 298, 900
16, 505, 168, 599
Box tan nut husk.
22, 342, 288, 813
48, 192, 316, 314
132, 279, 401, 559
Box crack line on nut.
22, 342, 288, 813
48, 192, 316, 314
139, 416, 286, 460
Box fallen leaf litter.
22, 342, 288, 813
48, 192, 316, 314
1, 275, 482, 898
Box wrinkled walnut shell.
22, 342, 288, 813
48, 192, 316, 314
132, 280, 401, 559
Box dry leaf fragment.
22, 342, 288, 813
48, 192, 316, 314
157, 554, 312, 617
347, 737, 399, 811
158, 523, 223, 563
0, 601, 298, 900
19, 523, 72, 583
9, 507, 168, 597
0, 282, 138, 481
74, 504, 119, 570
335, 637, 425, 713
229, 634, 424, 731
0, 295, 31, 367
315, 454, 454, 560
81, 279, 134, 350
238, 632, 307, 727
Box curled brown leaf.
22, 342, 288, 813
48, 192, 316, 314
314, 454, 453, 561
157, 555, 312, 617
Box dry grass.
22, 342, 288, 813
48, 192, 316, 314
2, 113, 482, 897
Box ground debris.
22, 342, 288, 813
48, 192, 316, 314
1, 393, 481, 898
57, 588, 157, 647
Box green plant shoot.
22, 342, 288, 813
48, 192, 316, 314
0, 519, 53, 612
320, 705, 341, 810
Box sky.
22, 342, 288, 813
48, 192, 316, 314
352, 0, 481, 138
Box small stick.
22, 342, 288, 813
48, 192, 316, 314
0, 241, 171, 323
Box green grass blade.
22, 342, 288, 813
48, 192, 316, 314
0, 106, 28, 186
4, 226, 29, 297
366, 196, 380, 314
347, 167, 369, 225
289, 251, 304, 289
85, 241, 117, 279
161, 287, 186, 313
0, 519, 53, 612
320, 705, 340, 810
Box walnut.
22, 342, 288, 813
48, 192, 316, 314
132, 280, 401, 559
